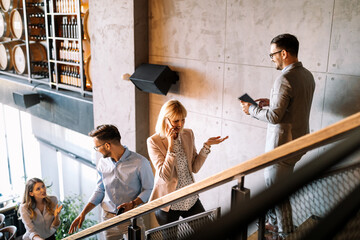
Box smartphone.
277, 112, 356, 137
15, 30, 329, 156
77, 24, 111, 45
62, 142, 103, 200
166, 118, 179, 138
116, 207, 125, 215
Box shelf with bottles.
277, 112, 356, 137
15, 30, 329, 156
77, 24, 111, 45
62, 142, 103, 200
48, 15, 79, 39
45, 0, 92, 95
61, 15, 78, 39
53, 0, 78, 14
51, 63, 91, 92
26, 2, 45, 7
49, 39, 81, 63
30, 61, 49, 78
0, 0, 50, 84
57, 64, 81, 87
27, 10, 47, 43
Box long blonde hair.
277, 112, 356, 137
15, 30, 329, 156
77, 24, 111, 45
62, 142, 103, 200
22, 178, 55, 219
155, 99, 187, 137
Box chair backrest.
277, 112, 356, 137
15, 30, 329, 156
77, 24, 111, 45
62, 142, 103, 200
0, 225, 17, 240
0, 213, 5, 228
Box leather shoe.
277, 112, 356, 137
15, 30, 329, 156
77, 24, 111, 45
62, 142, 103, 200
265, 223, 278, 232
265, 232, 285, 240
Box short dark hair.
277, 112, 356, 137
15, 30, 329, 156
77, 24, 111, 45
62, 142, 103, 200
271, 34, 299, 57
89, 124, 121, 142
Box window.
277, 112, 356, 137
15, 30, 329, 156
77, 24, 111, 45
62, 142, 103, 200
0, 103, 96, 206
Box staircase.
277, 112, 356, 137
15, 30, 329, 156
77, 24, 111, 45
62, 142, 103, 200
63, 112, 360, 240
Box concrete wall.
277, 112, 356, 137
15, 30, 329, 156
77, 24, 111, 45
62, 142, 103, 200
89, 0, 149, 156
88, 0, 360, 233
148, 0, 360, 216
89, 0, 152, 230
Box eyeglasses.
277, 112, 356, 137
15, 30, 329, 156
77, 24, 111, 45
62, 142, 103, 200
93, 142, 107, 151
269, 50, 283, 59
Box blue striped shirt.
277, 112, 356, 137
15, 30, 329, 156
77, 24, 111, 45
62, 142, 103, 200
89, 146, 154, 213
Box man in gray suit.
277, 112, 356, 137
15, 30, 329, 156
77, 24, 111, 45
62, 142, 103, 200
240, 33, 315, 239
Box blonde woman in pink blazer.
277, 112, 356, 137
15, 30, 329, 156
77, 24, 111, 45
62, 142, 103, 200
147, 99, 228, 225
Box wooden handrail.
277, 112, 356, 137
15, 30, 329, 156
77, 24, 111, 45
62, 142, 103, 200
64, 112, 360, 239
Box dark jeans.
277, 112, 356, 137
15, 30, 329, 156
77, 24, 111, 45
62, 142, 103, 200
45, 234, 56, 240
155, 199, 205, 226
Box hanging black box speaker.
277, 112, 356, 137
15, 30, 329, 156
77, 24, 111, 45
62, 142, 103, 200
130, 63, 179, 95
13, 92, 41, 109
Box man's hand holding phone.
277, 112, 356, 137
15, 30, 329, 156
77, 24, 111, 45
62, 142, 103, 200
255, 98, 269, 108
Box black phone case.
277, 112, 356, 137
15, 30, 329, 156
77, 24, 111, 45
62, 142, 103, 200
238, 93, 258, 106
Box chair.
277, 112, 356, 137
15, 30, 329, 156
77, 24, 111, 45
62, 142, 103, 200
0, 214, 4, 228
0, 225, 17, 240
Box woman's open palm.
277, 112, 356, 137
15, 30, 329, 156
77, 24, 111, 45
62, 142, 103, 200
54, 204, 63, 218
206, 136, 229, 146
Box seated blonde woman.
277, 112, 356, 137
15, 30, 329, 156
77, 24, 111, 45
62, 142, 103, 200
147, 99, 228, 225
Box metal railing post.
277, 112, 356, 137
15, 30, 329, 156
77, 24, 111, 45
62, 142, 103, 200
258, 215, 265, 240
231, 176, 250, 240
128, 218, 141, 240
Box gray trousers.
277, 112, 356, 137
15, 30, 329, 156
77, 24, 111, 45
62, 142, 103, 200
264, 163, 295, 234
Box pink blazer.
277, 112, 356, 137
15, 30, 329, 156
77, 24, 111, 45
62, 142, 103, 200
147, 128, 208, 212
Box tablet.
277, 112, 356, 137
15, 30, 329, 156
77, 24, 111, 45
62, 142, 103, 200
238, 93, 258, 106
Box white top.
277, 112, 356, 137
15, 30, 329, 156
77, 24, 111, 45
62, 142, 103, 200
170, 137, 199, 211
20, 196, 60, 240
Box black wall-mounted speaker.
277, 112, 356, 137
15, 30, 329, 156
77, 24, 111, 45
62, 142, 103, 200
13, 92, 41, 109
130, 64, 179, 95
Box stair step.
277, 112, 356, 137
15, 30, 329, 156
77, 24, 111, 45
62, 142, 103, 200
248, 230, 258, 240
287, 215, 321, 240
249, 215, 321, 240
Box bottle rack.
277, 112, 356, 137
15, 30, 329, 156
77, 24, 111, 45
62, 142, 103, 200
0, 0, 91, 96
45, 0, 91, 96
0, 0, 49, 82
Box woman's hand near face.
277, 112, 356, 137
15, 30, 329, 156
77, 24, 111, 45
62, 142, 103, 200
166, 125, 176, 152
205, 136, 229, 146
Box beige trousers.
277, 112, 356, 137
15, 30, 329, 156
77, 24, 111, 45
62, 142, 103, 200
100, 210, 145, 240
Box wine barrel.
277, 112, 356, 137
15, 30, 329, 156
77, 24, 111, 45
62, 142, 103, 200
12, 42, 47, 74
82, 39, 90, 60
83, 9, 90, 40
10, 8, 44, 39
84, 55, 92, 89
0, 11, 11, 38
0, 40, 22, 70
0, 0, 22, 12
80, 0, 89, 13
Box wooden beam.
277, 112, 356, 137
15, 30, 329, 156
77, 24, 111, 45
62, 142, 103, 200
64, 112, 360, 239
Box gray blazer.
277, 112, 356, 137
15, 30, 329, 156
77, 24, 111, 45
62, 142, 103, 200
249, 62, 315, 165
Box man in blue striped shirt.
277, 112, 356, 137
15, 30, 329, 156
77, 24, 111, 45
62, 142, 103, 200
69, 124, 154, 240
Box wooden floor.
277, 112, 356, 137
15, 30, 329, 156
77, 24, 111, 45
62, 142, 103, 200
248, 231, 258, 240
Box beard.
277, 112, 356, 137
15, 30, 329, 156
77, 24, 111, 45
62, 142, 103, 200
102, 151, 111, 158
275, 59, 284, 70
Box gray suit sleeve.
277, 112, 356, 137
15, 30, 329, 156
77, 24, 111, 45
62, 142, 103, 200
249, 76, 291, 124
